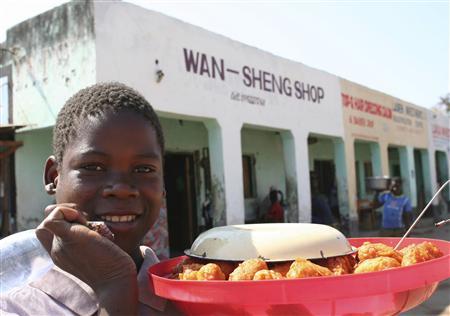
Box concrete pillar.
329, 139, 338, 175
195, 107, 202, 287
280, 131, 299, 223
333, 139, 350, 219
204, 119, 245, 226
291, 130, 311, 223
399, 146, 417, 207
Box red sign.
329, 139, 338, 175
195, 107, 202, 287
342, 93, 392, 119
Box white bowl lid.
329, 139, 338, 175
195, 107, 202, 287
185, 223, 355, 262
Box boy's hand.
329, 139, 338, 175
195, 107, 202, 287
36, 205, 138, 314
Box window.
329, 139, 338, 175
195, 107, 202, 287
242, 155, 256, 198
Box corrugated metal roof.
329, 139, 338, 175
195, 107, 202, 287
0, 125, 26, 134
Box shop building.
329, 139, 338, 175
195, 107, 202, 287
0, 0, 448, 256
340, 79, 447, 230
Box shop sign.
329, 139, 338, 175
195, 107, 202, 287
183, 48, 326, 105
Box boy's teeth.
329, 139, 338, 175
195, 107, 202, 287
101, 215, 136, 222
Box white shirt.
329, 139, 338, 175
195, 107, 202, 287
0, 246, 167, 315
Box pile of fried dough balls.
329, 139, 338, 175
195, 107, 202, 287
175, 241, 443, 281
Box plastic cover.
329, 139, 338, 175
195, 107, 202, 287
0, 229, 54, 294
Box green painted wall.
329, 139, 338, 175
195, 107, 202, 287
308, 138, 335, 170
15, 127, 53, 230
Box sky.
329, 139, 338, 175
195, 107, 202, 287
0, 0, 448, 110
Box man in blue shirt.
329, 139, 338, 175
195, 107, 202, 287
373, 179, 413, 237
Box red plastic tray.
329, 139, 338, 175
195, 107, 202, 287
149, 238, 450, 315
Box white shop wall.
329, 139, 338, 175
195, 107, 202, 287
94, 1, 343, 135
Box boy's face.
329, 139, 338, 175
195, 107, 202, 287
47, 110, 164, 255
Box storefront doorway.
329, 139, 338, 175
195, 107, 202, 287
164, 152, 198, 257
308, 135, 348, 230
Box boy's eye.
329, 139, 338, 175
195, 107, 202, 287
82, 164, 104, 171
134, 165, 154, 173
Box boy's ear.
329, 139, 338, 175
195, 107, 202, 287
44, 155, 59, 195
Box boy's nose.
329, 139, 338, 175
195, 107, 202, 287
102, 182, 139, 198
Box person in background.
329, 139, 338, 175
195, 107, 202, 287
265, 186, 284, 223
328, 178, 340, 225
310, 172, 336, 226
372, 179, 413, 237
1, 82, 179, 315
142, 205, 170, 260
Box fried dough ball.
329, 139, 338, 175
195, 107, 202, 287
316, 255, 357, 275
179, 263, 226, 280
354, 256, 400, 274
269, 262, 291, 277
229, 258, 268, 281
357, 242, 403, 264
400, 242, 444, 266
175, 257, 237, 279
198, 263, 226, 280
253, 269, 284, 280
286, 258, 332, 278
179, 269, 199, 280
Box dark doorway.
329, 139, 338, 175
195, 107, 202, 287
0, 128, 22, 237
388, 147, 402, 178
313, 160, 339, 221
164, 153, 198, 257
314, 160, 335, 198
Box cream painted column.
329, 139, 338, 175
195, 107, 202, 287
399, 146, 417, 207
204, 119, 245, 226
290, 130, 311, 223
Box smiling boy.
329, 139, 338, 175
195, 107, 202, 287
1, 83, 178, 315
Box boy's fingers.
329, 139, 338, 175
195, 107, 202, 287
39, 206, 87, 239
44, 204, 57, 217
44, 203, 78, 218
35, 226, 54, 253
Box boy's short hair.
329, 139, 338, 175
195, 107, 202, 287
53, 82, 164, 163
